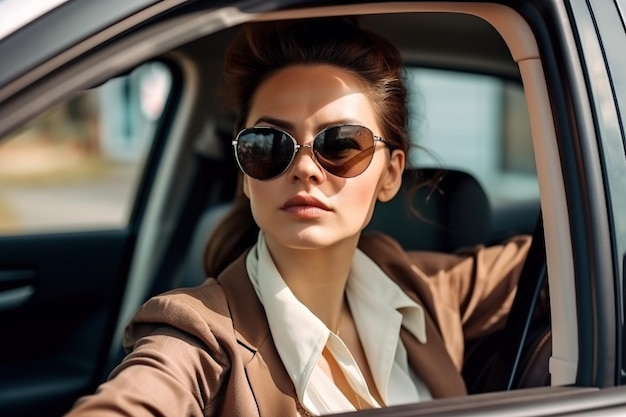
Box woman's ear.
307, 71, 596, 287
242, 174, 251, 198
237, 172, 250, 200
377, 149, 405, 202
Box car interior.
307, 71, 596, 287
0, 2, 579, 416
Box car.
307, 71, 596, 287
1, 0, 625, 415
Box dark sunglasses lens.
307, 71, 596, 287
235, 129, 294, 180
313, 126, 376, 177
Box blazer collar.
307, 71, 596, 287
217, 250, 298, 417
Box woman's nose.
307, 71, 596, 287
288, 143, 324, 183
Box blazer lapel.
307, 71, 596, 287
401, 323, 467, 398
360, 233, 467, 398
217, 253, 298, 417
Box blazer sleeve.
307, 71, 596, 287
406, 235, 532, 369
64, 284, 233, 417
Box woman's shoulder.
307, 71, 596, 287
358, 230, 405, 255
359, 232, 532, 277
135, 278, 231, 322
360, 230, 532, 269
124, 279, 235, 352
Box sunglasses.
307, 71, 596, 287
232, 124, 387, 180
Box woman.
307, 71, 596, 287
66, 16, 530, 417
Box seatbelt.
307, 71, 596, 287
483, 214, 549, 391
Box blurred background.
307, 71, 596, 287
0, 62, 171, 234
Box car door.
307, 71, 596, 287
0, 1, 174, 416
561, 0, 626, 390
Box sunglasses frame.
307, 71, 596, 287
232, 124, 387, 180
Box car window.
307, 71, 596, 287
0, 61, 172, 235
407, 67, 538, 203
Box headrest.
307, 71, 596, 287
365, 168, 491, 252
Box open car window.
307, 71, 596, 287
0, 62, 171, 235
408, 67, 537, 204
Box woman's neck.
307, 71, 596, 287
264, 235, 358, 331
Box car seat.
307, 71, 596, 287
364, 167, 491, 252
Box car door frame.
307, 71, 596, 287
0, 1, 183, 415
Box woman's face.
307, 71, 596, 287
242, 64, 405, 251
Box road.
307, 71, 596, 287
0, 164, 138, 234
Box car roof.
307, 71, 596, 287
0, 0, 71, 41
0, 0, 162, 89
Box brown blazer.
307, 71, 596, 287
66, 232, 530, 417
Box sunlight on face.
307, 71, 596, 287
243, 64, 401, 252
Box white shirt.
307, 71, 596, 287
246, 232, 431, 415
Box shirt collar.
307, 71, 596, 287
348, 248, 427, 344
246, 232, 327, 398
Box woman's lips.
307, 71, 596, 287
280, 195, 331, 218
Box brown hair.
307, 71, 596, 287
204, 16, 411, 277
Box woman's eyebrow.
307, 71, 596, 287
252, 117, 371, 136
253, 117, 366, 130
316, 119, 365, 130
252, 117, 294, 130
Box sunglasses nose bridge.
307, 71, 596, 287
293, 142, 315, 159
291, 142, 324, 174
294, 143, 313, 151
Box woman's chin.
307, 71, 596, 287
265, 227, 360, 251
